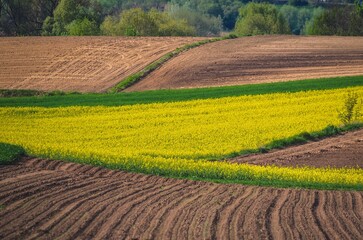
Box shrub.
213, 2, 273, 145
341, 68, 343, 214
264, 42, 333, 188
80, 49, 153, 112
338, 91, 362, 125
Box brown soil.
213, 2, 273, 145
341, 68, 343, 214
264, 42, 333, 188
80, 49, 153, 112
0, 36, 205, 93
0, 158, 362, 239
126, 35, 363, 91
231, 129, 363, 168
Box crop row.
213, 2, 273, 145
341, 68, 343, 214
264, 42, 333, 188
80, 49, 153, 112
1, 87, 363, 189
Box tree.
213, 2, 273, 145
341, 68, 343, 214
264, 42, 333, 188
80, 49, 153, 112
100, 8, 196, 36
234, 3, 290, 36
0, 0, 59, 35
42, 0, 102, 35
306, 5, 363, 36
66, 17, 99, 35
149, 9, 196, 36
166, 3, 222, 36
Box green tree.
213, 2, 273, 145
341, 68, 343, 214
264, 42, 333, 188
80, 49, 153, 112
0, 0, 59, 36
279, 5, 323, 35
166, 3, 222, 36
101, 8, 196, 36
306, 6, 363, 36
149, 9, 196, 36
42, 0, 102, 36
118, 8, 158, 36
234, 3, 290, 36
66, 17, 99, 35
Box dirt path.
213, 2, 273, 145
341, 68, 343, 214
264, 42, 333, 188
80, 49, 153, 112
231, 129, 363, 168
126, 35, 363, 91
0, 37, 205, 93
0, 158, 362, 240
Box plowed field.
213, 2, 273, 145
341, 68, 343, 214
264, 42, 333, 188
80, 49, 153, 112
127, 35, 363, 91
0, 156, 362, 240
233, 129, 363, 168
0, 37, 204, 92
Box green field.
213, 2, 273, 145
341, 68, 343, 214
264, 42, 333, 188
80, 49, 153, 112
1, 75, 363, 108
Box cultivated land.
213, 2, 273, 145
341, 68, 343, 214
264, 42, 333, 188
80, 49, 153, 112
0, 158, 362, 239
0, 36, 205, 92
232, 129, 363, 168
1, 36, 363, 239
126, 35, 363, 91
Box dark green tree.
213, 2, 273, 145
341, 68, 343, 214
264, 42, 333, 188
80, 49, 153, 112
306, 5, 363, 36
0, 0, 59, 35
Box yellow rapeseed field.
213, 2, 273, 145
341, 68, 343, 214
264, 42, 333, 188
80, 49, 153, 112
1, 87, 363, 188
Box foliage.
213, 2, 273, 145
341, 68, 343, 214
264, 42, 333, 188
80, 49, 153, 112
338, 91, 362, 124
66, 17, 100, 35
165, 3, 223, 36
0, 0, 59, 36
0, 143, 25, 165
149, 9, 196, 36
1, 76, 363, 108
279, 5, 323, 35
306, 5, 363, 35
288, 0, 308, 6
1, 87, 363, 189
101, 8, 195, 36
42, 0, 102, 36
0, 89, 79, 98
234, 3, 290, 36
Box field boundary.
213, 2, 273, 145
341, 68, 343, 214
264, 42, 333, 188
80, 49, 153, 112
11, 123, 363, 191
108, 34, 238, 93
1, 75, 363, 107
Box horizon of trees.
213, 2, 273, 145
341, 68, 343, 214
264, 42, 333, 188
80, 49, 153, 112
0, 0, 362, 36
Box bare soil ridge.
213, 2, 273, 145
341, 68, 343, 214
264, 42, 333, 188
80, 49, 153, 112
127, 35, 363, 91
0, 37, 205, 93
0, 157, 362, 239
232, 129, 363, 168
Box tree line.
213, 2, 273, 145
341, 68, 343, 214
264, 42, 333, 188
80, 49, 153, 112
0, 0, 362, 36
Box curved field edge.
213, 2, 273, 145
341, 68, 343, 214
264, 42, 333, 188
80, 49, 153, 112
108, 34, 238, 93
1, 75, 363, 108
1, 159, 362, 239
3, 124, 362, 191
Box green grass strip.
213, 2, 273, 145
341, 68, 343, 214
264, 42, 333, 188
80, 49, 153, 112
0, 89, 80, 98
1, 75, 363, 108
0, 142, 25, 165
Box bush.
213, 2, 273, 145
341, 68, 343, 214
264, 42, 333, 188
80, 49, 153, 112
66, 18, 99, 36
338, 91, 362, 125
234, 3, 290, 36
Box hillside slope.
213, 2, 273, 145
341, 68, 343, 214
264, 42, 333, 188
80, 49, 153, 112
126, 35, 363, 91
0, 37, 205, 93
